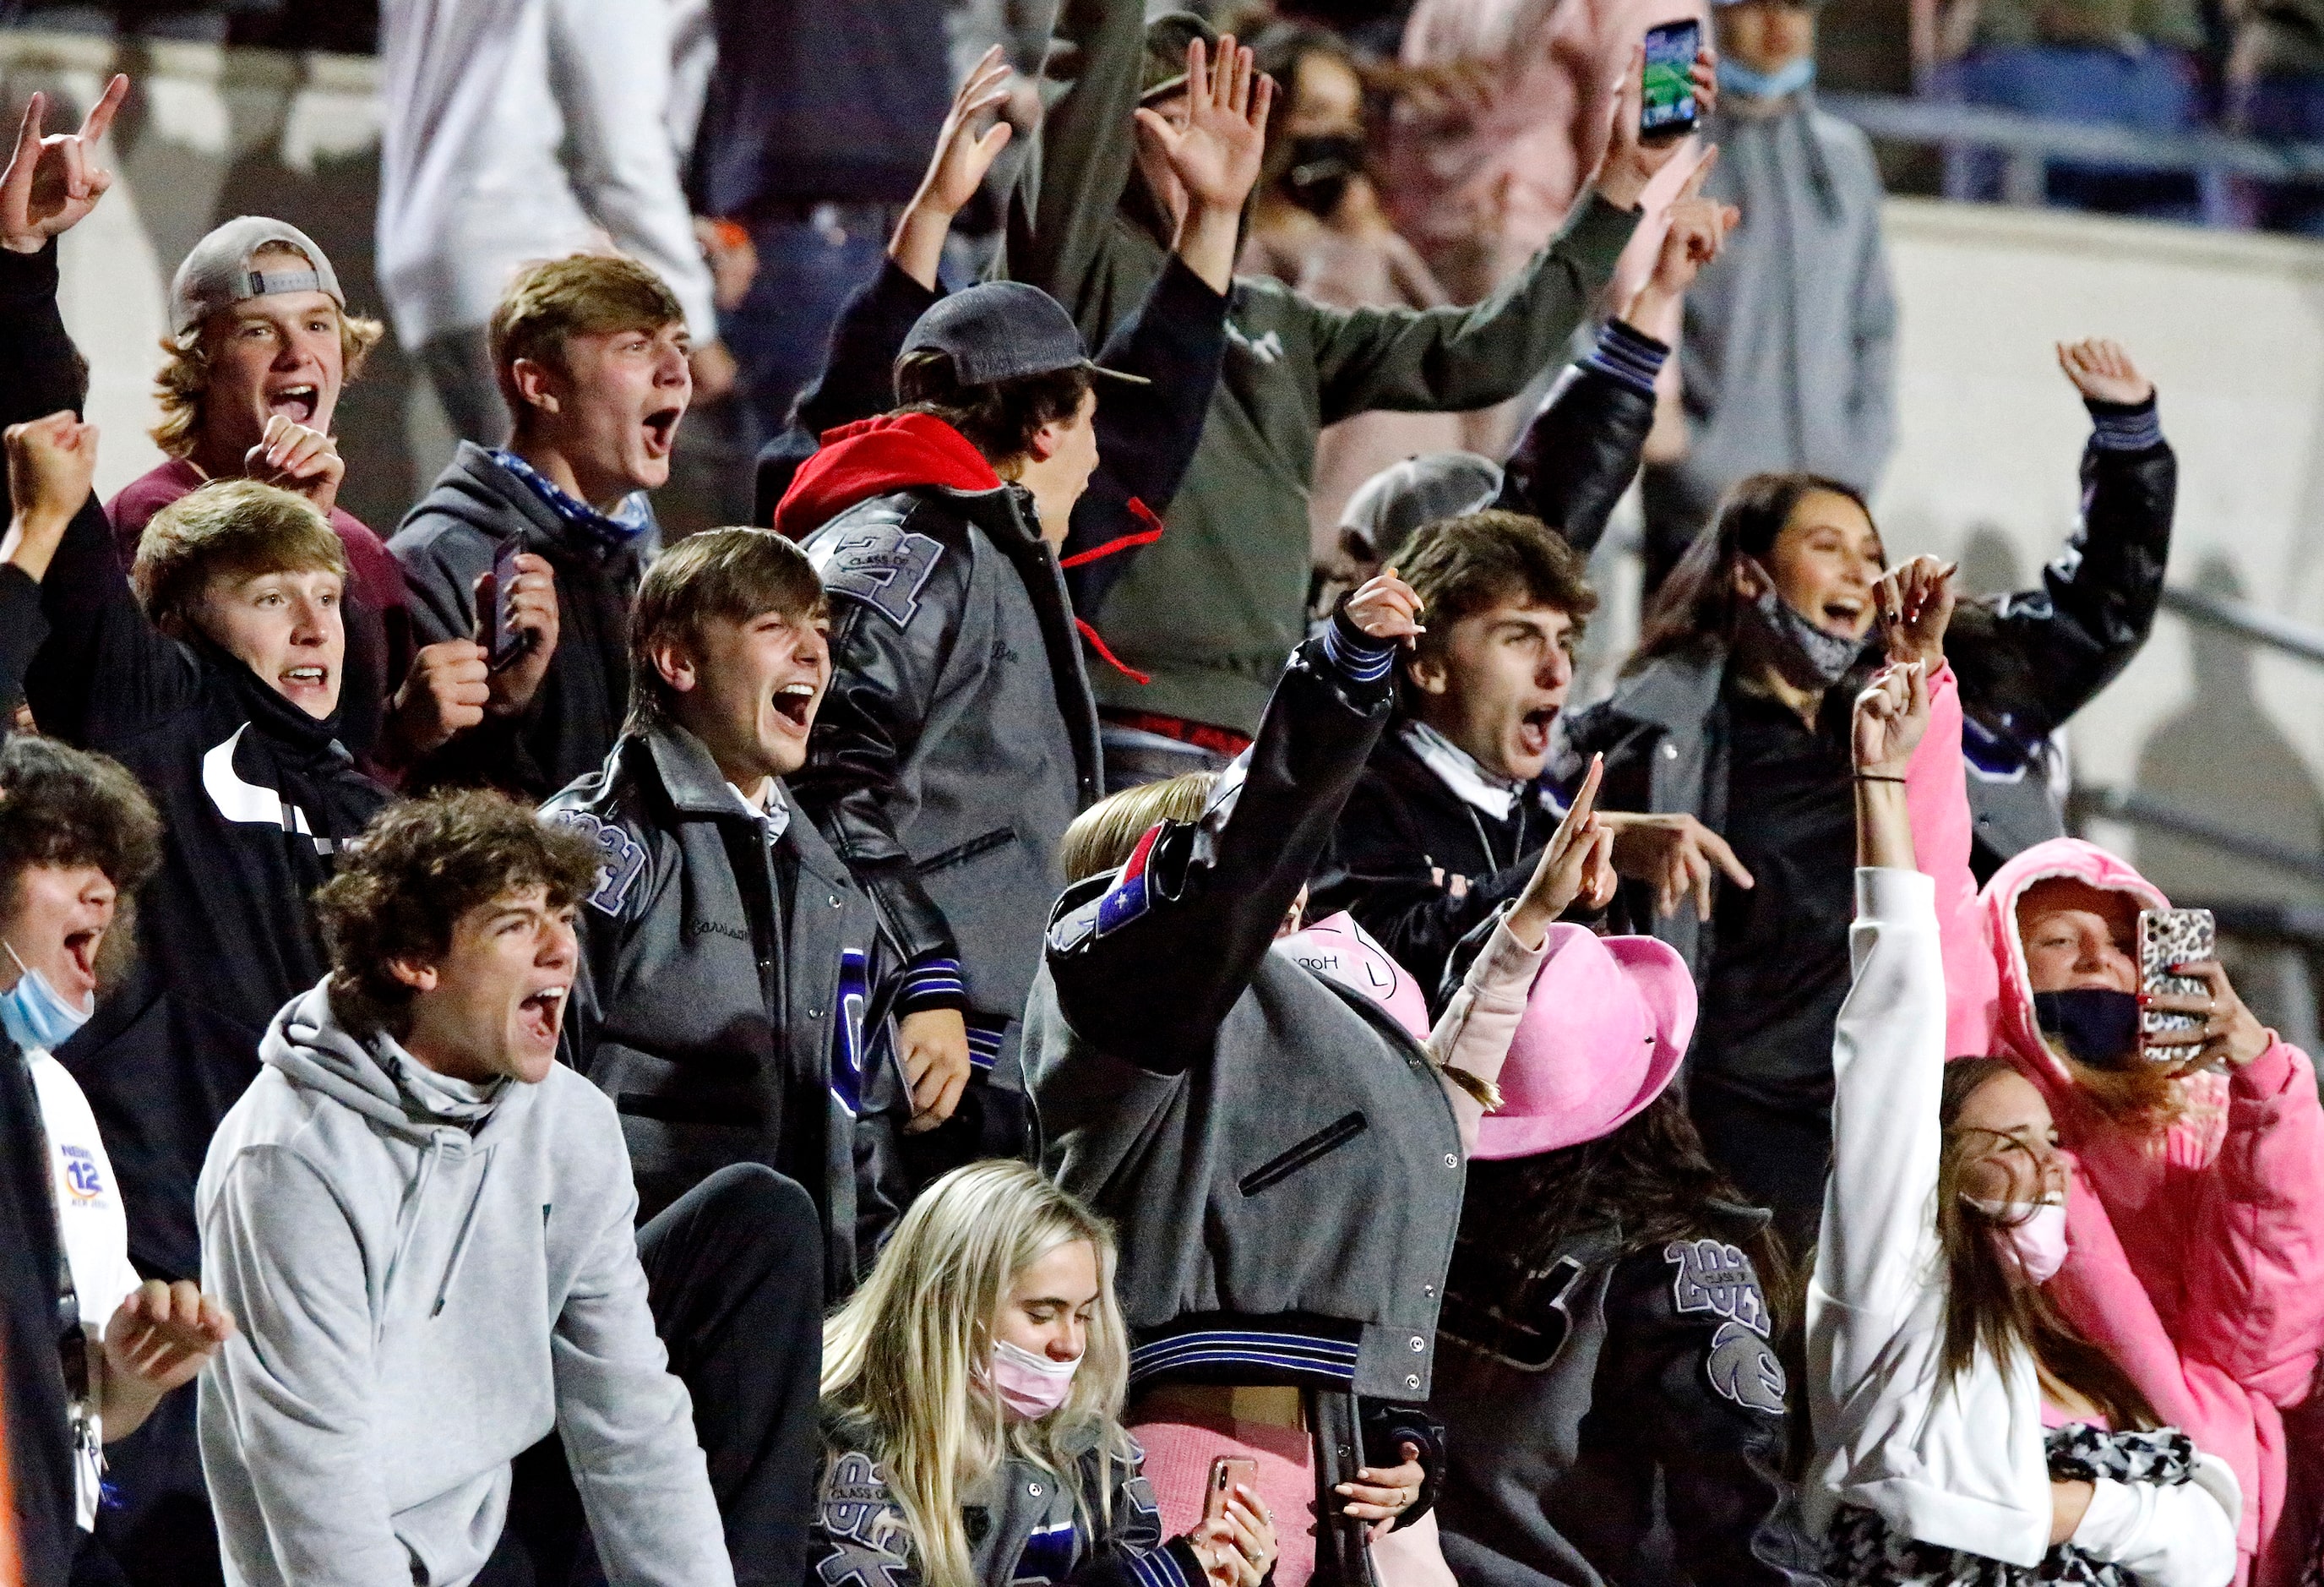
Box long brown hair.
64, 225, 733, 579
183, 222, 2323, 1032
1631, 472, 1876, 673
1936, 1059, 2157, 1426
1456, 1093, 1794, 1339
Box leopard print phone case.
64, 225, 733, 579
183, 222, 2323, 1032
2138, 908, 2214, 1040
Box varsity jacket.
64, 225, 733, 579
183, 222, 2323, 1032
782, 416, 1104, 1098
0, 247, 389, 1285
1434, 1197, 1826, 1587
544, 721, 910, 1290
389, 442, 650, 800
1030, 618, 1457, 1376
808, 1411, 1203, 1587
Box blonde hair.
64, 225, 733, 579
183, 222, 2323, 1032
489, 253, 684, 417
150, 244, 384, 458
132, 478, 346, 630
822, 1162, 1135, 1587
1059, 773, 1216, 883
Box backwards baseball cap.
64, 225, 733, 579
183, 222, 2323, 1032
1142, 11, 1220, 101
900, 281, 1149, 389
169, 216, 344, 339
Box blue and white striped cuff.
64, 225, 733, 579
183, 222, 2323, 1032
1322, 613, 1396, 685
964, 1020, 1005, 1073
2087, 398, 2163, 452
895, 956, 966, 1015
1582, 319, 1668, 400
1126, 1544, 1195, 1587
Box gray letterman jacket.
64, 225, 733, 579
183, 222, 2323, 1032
544, 721, 910, 1292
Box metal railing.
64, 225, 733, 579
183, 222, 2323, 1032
1822, 90, 2324, 183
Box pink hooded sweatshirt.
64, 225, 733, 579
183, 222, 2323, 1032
1931, 810, 2324, 1584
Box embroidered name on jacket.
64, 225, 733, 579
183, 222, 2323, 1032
549, 811, 648, 917
813, 526, 944, 629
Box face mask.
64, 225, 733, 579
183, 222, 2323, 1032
1717, 54, 1815, 102
1283, 133, 1363, 220
1966, 1197, 2069, 1284
1739, 556, 1862, 690
1, 942, 94, 1054
2033, 988, 2140, 1069
990, 1338, 1080, 1421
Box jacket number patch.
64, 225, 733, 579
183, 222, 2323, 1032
1664, 1238, 1771, 1339
814, 526, 944, 629
550, 811, 648, 917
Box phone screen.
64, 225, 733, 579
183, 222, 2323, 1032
1641, 19, 1701, 140
487, 537, 525, 672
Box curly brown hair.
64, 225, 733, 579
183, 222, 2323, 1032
0, 735, 163, 994
311, 791, 599, 1039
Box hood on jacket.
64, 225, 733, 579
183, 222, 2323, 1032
1978, 837, 2228, 1159
771, 412, 1001, 539
259, 979, 503, 1148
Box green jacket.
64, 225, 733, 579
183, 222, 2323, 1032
1000, 0, 1638, 734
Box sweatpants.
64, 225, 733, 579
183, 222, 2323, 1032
484, 1162, 825, 1587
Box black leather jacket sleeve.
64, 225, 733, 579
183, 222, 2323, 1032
794, 515, 977, 965
1061, 255, 1231, 616
1595, 1247, 1828, 1587
754, 260, 943, 526
1495, 354, 1656, 555
1047, 618, 1395, 1074
1948, 400, 2173, 755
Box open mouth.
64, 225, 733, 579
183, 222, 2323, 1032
61, 930, 100, 991
640, 407, 683, 457
1516, 705, 1558, 757
770, 680, 817, 732
282, 664, 329, 691
268, 384, 319, 425
1822, 599, 1866, 632
519, 984, 568, 1044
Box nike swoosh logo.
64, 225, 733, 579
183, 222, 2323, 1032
203, 725, 335, 852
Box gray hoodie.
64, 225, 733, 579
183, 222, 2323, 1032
196, 979, 733, 1587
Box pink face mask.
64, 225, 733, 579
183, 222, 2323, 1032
989, 1338, 1079, 1421
1967, 1197, 2069, 1284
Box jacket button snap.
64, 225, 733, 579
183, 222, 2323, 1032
1442, 1153, 1457, 1168
1662, 741, 1679, 759
1408, 1336, 1424, 1352
1424, 1284, 1436, 1298
1028, 1482, 1043, 1497
808, 1006, 824, 1018
829, 895, 843, 908
1405, 1374, 1421, 1390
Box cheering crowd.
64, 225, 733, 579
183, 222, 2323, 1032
1, 4, 2321, 1587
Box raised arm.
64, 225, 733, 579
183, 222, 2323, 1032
1002, 0, 1148, 314
1951, 341, 2171, 750
1045, 575, 1418, 1072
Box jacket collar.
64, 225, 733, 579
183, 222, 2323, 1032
1400, 720, 1522, 822
1601, 647, 1728, 736
634, 723, 853, 892
454, 442, 640, 565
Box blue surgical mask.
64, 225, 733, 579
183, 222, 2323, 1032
1717, 54, 1815, 102
2033, 988, 2140, 1069
1, 942, 93, 1053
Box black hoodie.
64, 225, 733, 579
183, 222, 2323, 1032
389, 442, 646, 800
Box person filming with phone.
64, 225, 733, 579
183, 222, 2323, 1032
1938, 832, 2324, 1587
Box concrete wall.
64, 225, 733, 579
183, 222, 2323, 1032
9, 30, 2324, 913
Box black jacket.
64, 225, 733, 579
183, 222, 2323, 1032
546, 722, 911, 1290
1309, 352, 1655, 992
1555, 401, 2176, 979
759, 254, 1230, 622
3, 246, 389, 1286
389, 443, 647, 800
1434, 1194, 1826, 1587
0, 1033, 74, 1587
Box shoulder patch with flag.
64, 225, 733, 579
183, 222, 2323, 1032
1094, 823, 1166, 940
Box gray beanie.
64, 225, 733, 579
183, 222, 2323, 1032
168, 215, 344, 338
1339, 452, 1504, 562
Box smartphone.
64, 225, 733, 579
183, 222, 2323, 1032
487, 537, 526, 673
1205, 1457, 1260, 1528
2138, 907, 2214, 1045
1641, 19, 1701, 143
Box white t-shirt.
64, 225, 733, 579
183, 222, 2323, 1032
24, 1046, 145, 1530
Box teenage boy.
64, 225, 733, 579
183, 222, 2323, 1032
770, 280, 1149, 1140
391, 252, 695, 799
200, 792, 808, 1587
1004, 1, 1710, 780
546, 527, 919, 1295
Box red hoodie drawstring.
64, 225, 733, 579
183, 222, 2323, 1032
1075, 619, 1150, 684
1059, 497, 1167, 569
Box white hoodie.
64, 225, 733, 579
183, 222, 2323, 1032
374, 0, 718, 350
1807, 868, 2240, 1587
197, 979, 733, 1587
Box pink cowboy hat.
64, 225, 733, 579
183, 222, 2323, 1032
1473, 924, 1697, 1160
1276, 911, 1430, 1040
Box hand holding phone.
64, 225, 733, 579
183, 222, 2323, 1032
1641, 20, 1701, 143
1205, 1457, 1259, 1527
485, 537, 528, 673
2138, 908, 2214, 1046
